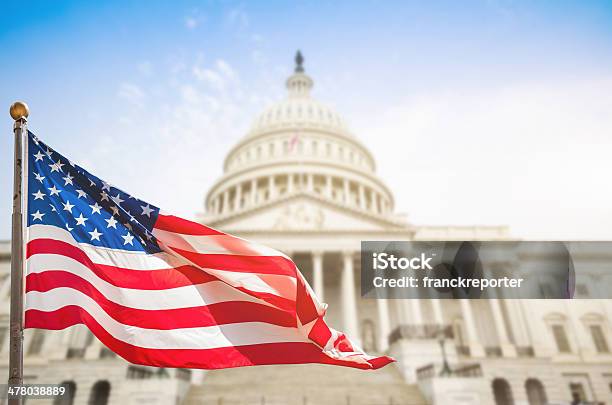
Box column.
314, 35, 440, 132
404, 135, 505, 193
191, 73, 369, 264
377, 299, 391, 352
312, 251, 324, 302
234, 183, 242, 211
459, 300, 484, 357
431, 299, 444, 325
411, 299, 423, 325
250, 178, 257, 206
358, 184, 366, 210
343, 179, 350, 205
371, 192, 379, 213
326, 175, 333, 198
490, 300, 517, 357
222, 190, 229, 214
268, 175, 276, 200
85, 338, 103, 359
395, 300, 408, 326
341, 251, 359, 342
307, 173, 314, 192
287, 174, 294, 194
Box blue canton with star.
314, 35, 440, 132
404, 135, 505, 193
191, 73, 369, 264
26, 131, 161, 253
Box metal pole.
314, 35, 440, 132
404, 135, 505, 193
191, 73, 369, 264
8, 101, 29, 405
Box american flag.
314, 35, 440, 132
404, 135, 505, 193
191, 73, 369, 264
24, 131, 393, 370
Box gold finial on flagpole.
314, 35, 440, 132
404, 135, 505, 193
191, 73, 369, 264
9, 101, 29, 121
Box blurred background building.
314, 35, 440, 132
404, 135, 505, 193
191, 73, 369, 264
1, 53, 611, 405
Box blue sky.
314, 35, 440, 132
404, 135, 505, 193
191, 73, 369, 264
1, 1, 612, 239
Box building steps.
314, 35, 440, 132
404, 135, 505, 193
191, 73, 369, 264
183, 363, 426, 405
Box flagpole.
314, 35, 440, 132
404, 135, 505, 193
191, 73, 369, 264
8, 101, 28, 404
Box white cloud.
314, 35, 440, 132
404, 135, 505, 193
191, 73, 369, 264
117, 83, 145, 107
193, 66, 225, 90
137, 61, 153, 76
192, 59, 238, 92
227, 7, 249, 30
185, 17, 198, 29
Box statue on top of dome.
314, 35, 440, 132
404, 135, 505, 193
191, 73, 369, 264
295, 50, 304, 73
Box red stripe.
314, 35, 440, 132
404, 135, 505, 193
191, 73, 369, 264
24, 307, 392, 370
26, 271, 296, 329
171, 246, 297, 277
296, 273, 319, 325
308, 317, 332, 348
27, 238, 217, 290
155, 214, 224, 236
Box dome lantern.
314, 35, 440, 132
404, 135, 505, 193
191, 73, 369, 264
286, 50, 313, 98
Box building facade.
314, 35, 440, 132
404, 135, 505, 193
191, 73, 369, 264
1, 53, 612, 405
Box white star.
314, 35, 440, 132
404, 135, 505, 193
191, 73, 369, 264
32, 136, 39, 145
62, 173, 74, 186
62, 200, 75, 213
100, 191, 109, 201
101, 181, 111, 191
76, 189, 87, 199
65, 223, 74, 232
31, 210, 45, 221
124, 222, 133, 231
121, 233, 134, 246
88, 228, 103, 241
49, 204, 57, 212
34, 172, 45, 183
48, 185, 61, 196
140, 204, 154, 217
111, 193, 124, 206
55, 161, 65, 172
45, 147, 53, 157
126, 210, 136, 222
89, 178, 96, 187
75, 213, 88, 227
110, 206, 120, 216
49, 162, 60, 172
32, 190, 45, 200
145, 231, 153, 240
105, 216, 118, 229
33, 151, 45, 162
89, 202, 102, 215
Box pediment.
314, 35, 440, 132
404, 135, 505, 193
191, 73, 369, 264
205, 193, 408, 232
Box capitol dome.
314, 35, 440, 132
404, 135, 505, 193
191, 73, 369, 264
204, 52, 397, 224
249, 59, 350, 136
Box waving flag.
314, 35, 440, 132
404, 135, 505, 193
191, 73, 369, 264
24, 131, 393, 370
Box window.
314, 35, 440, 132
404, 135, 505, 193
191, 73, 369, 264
53, 381, 76, 405
492, 378, 514, 405
569, 383, 586, 402
525, 379, 547, 405
88, 381, 110, 405
552, 324, 571, 353
589, 325, 609, 353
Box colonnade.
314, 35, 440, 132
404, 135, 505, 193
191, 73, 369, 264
293, 251, 523, 357
209, 173, 391, 216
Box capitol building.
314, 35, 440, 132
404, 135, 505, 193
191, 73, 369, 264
1, 52, 612, 405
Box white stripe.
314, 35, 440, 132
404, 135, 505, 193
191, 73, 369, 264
28, 224, 184, 270
153, 228, 288, 258
25, 289, 308, 349
26, 254, 275, 310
